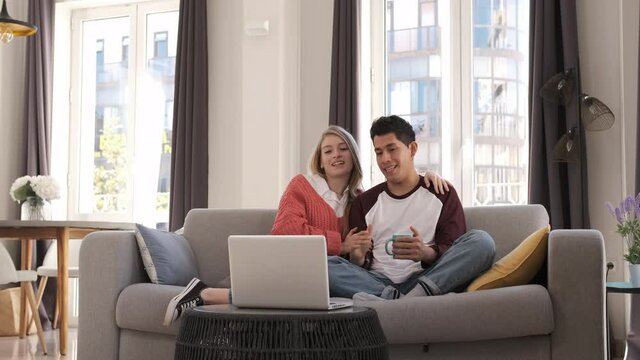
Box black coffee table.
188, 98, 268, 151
174, 305, 388, 360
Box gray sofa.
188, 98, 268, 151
78, 205, 606, 360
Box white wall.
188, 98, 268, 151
299, 0, 333, 172
0, 0, 28, 265
208, 0, 332, 209
577, 0, 638, 352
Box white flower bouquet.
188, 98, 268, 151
9, 175, 61, 204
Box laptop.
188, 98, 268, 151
228, 235, 352, 310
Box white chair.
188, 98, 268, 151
31, 240, 81, 329
0, 244, 47, 354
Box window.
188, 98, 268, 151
153, 31, 168, 58
60, 1, 179, 228
368, 0, 529, 206
122, 36, 129, 63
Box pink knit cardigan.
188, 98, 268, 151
271, 174, 344, 256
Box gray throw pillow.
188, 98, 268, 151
135, 224, 198, 286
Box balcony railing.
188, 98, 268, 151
96, 62, 128, 84
147, 56, 176, 77
387, 26, 440, 53
474, 165, 527, 205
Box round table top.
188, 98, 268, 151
607, 281, 640, 294
191, 304, 370, 317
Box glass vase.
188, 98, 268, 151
20, 196, 51, 221
629, 263, 640, 287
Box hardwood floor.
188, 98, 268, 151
0, 329, 77, 360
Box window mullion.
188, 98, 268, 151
441, 0, 456, 187
459, 0, 474, 206
370, 0, 386, 186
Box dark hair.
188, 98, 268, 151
370, 115, 416, 146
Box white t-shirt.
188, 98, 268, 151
349, 176, 466, 283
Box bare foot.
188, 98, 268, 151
201, 288, 231, 305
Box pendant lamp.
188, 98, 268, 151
0, 0, 37, 43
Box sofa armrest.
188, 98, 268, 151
548, 229, 606, 360
78, 230, 147, 360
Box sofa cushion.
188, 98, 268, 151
135, 224, 198, 285
355, 284, 553, 344
467, 225, 550, 291
116, 283, 184, 335
183, 209, 277, 286
464, 205, 549, 259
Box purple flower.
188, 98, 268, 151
615, 207, 624, 224
606, 202, 616, 217
626, 196, 636, 218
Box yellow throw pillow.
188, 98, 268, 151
467, 225, 551, 291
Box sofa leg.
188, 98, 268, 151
422, 344, 430, 353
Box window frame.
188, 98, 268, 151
366, 0, 528, 206
65, 0, 178, 223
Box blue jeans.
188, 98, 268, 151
328, 229, 496, 299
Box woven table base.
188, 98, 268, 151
174, 305, 388, 360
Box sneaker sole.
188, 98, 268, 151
163, 278, 200, 326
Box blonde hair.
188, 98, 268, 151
309, 126, 363, 237
309, 125, 363, 200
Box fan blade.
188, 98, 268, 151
580, 95, 615, 131
540, 70, 574, 105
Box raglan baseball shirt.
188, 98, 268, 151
349, 175, 466, 283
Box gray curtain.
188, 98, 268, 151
169, 0, 208, 231
25, 0, 53, 176
528, 0, 589, 229
23, 0, 55, 330
329, 0, 359, 137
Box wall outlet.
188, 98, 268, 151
606, 260, 620, 281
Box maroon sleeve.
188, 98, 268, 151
348, 194, 367, 232
428, 184, 467, 260
348, 184, 386, 269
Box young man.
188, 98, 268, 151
328, 115, 496, 300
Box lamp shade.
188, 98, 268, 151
0, 0, 38, 43
580, 94, 615, 131
539, 69, 574, 106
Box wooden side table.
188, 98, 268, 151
174, 305, 389, 360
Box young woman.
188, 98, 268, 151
163, 126, 448, 326
271, 125, 371, 259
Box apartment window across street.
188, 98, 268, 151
154, 31, 168, 58
122, 36, 129, 63
62, 1, 179, 229
370, 0, 529, 206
